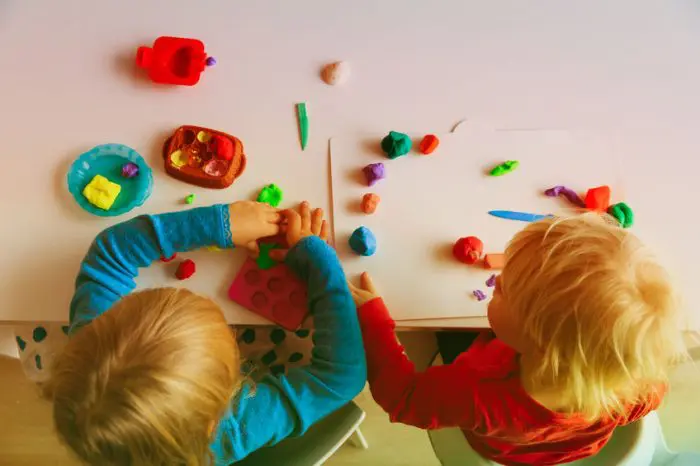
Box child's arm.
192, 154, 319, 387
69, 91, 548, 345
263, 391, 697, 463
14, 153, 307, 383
211, 204, 367, 463
69, 203, 278, 331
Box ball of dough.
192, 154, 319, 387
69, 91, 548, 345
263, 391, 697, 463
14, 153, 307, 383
321, 61, 350, 86
349, 226, 377, 256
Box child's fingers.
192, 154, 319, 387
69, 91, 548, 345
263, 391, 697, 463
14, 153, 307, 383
299, 202, 311, 231
283, 209, 302, 234
267, 211, 282, 224
246, 241, 260, 258
361, 272, 377, 293
320, 220, 330, 241
311, 208, 324, 235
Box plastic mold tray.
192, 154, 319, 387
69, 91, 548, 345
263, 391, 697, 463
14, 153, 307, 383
228, 258, 309, 330
163, 125, 246, 189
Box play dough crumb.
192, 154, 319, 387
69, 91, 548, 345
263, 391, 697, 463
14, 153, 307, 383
257, 183, 284, 207
160, 253, 177, 262
486, 274, 496, 287
121, 162, 139, 178
419, 134, 440, 154
608, 202, 634, 228
197, 131, 211, 143
363, 163, 385, 186
381, 131, 412, 159
361, 193, 380, 214
176, 259, 196, 280
82, 175, 121, 210
321, 61, 350, 85
185, 194, 195, 204
349, 226, 377, 256
206, 246, 222, 252
490, 160, 519, 176
473, 290, 487, 301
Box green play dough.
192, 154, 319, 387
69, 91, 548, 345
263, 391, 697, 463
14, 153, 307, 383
381, 131, 412, 159
608, 202, 634, 228
257, 184, 284, 207
256, 243, 281, 270
490, 160, 519, 176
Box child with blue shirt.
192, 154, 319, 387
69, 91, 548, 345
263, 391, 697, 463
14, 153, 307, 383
44, 200, 367, 465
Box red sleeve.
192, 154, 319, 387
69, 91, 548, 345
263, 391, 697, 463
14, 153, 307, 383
620, 385, 666, 425
358, 298, 480, 429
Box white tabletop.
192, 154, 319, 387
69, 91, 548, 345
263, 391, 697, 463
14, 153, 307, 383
1, 1, 699, 328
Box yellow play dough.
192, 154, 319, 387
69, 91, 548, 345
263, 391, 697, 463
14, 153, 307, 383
82, 174, 121, 210
170, 150, 187, 168
197, 131, 211, 143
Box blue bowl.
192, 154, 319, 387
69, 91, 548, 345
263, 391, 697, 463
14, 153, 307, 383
67, 144, 153, 217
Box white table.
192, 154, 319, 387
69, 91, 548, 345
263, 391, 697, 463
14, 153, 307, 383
1, 0, 699, 328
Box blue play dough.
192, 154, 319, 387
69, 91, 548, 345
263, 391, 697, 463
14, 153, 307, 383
349, 226, 377, 256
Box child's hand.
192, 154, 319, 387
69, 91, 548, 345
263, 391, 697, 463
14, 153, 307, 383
269, 201, 329, 261
348, 272, 380, 307
229, 201, 281, 253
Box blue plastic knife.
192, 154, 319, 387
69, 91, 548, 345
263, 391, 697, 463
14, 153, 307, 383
488, 210, 553, 222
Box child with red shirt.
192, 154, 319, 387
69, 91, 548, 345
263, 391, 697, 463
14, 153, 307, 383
349, 213, 687, 466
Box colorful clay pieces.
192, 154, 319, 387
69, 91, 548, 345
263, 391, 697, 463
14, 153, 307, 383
486, 274, 497, 287
484, 253, 505, 270
490, 160, 519, 176
381, 131, 411, 159
608, 202, 634, 228
184, 194, 195, 204
544, 185, 585, 208
584, 185, 611, 212
349, 226, 377, 256
162, 125, 246, 189
473, 290, 487, 301
452, 236, 484, 265
363, 163, 385, 186
361, 193, 380, 214
419, 134, 440, 155
176, 259, 196, 280
321, 61, 350, 86
121, 162, 140, 178
257, 183, 284, 207
82, 175, 122, 211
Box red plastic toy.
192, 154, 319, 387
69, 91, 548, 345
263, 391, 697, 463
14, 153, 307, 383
584, 185, 611, 212
136, 36, 215, 86
228, 258, 309, 330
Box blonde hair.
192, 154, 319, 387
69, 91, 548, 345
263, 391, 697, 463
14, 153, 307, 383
502, 213, 687, 421
45, 288, 241, 466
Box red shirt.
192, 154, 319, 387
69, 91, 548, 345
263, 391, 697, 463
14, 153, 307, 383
359, 298, 662, 466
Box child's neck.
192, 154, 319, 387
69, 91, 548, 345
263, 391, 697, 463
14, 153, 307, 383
519, 352, 570, 413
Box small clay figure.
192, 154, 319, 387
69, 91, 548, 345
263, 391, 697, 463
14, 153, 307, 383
361, 193, 380, 214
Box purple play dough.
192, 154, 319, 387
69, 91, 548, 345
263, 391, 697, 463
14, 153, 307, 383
363, 163, 385, 186
473, 290, 487, 301
121, 162, 139, 178
486, 274, 496, 287
544, 185, 585, 207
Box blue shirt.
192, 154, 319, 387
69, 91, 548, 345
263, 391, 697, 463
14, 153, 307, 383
69, 204, 367, 464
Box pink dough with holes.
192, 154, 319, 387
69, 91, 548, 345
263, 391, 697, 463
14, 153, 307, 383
228, 258, 309, 330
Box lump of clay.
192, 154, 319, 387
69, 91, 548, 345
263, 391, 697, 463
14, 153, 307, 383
363, 163, 385, 186
349, 226, 377, 256
419, 134, 440, 155
211, 135, 234, 161
82, 174, 122, 211
121, 162, 139, 178
452, 236, 483, 264
321, 61, 350, 86
361, 193, 380, 214
608, 202, 634, 228
176, 259, 196, 280
381, 131, 412, 159
257, 183, 284, 207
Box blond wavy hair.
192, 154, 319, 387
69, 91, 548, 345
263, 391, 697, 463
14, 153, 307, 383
502, 213, 687, 421
45, 288, 241, 466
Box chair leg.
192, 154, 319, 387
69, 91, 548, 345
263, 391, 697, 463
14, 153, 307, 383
348, 428, 369, 449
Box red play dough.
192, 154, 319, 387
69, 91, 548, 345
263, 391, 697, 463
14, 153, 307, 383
584, 186, 611, 212
211, 135, 234, 161
175, 259, 196, 280
160, 253, 177, 262
419, 134, 440, 155
453, 236, 484, 264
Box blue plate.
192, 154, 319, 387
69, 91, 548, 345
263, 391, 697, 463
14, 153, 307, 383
67, 144, 153, 217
